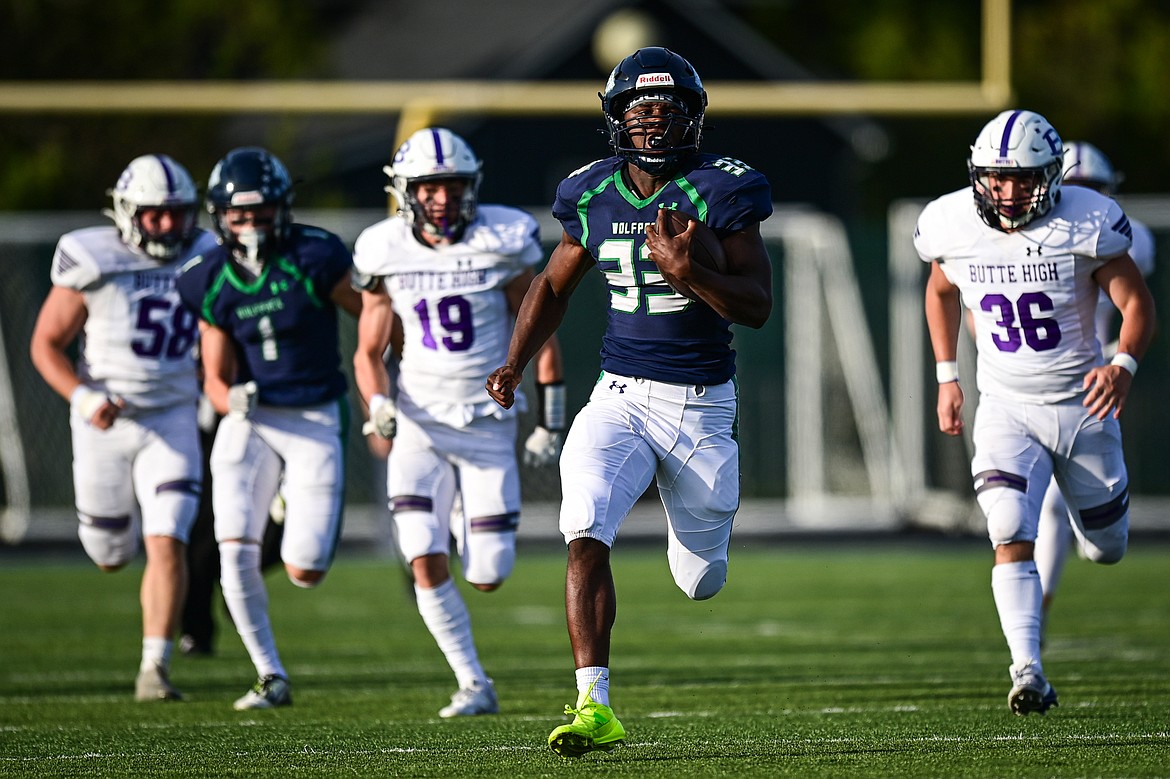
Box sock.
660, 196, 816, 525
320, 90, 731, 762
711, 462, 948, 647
140, 637, 172, 672
991, 560, 1043, 673
576, 666, 610, 707
1034, 508, 1073, 599
220, 542, 286, 680
415, 579, 484, 690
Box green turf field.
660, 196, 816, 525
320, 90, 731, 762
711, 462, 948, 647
2, 538, 1168, 777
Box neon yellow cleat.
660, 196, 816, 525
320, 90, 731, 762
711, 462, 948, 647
548, 697, 626, 758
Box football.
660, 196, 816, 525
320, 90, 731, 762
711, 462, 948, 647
661, 210, 727, 273
659, 210, 727, 300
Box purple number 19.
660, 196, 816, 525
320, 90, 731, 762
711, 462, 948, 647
413, 295, 475, 352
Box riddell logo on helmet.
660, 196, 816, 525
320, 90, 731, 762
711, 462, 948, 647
230, 191, 265, 206
636, 73, 675, 88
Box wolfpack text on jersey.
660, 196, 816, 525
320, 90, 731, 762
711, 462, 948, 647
553, 154, 772, 385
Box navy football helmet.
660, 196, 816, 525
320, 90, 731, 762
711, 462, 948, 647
600, 47, 707, 176
206, 147, 294, 263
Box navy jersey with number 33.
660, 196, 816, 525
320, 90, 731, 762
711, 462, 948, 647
176, 224, 353, 407
553, 154, 772, 385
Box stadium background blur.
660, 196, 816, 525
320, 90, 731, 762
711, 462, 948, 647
3, 0, 1170, 546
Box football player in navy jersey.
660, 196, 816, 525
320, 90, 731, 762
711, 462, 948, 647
486, 47, 773, 757
176, 147, 362, 710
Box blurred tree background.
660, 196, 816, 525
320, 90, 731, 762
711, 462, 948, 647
2, 0, 1169, 217
741, 0, 1170, 212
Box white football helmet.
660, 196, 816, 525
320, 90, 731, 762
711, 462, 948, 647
968, 109, 1064, 231
108, 154, 199, 260
1062, 140, 1122, 194
384, 128, 482, 241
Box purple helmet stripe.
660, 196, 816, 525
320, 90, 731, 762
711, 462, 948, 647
430, 128, 445, 165
152, 154, 177, 194
998, 110, 1024, 156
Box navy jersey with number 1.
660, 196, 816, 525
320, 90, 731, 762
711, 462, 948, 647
176, 224, 354, 407
553, 153, 772, 385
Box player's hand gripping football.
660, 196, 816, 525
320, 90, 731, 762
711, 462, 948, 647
645, 208, 697, 290
362, 393, 397, 439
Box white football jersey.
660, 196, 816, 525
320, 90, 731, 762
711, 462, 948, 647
915, 186, 1133, 403
50, 226, 218, 410
353, 205, 542, 419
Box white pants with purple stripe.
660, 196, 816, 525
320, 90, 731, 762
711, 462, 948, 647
388, 409, 520, 587
71, 402, 202, 567
972, 394, 1129, 562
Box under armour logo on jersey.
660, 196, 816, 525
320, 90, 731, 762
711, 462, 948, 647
609, 380, 627, 393
658, 201, 679, 210
1026, 246, 1043, 256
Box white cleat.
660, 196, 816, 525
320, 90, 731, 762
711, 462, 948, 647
233, 675, 291, 710
135, 664, 183, 702
439, 678, 498, 718
1008, 661, 1059, 715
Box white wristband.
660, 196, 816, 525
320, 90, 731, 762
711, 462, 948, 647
1110, 352, 1138, 376
70, 384, 108, 421
935, 361, 959, 384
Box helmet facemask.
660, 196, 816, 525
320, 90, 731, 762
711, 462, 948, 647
108, 154, 199, 261
221, 203, 281, 274
393, 174, 479, 243
969, 161, 1063, 232
608, 92, 704, 176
